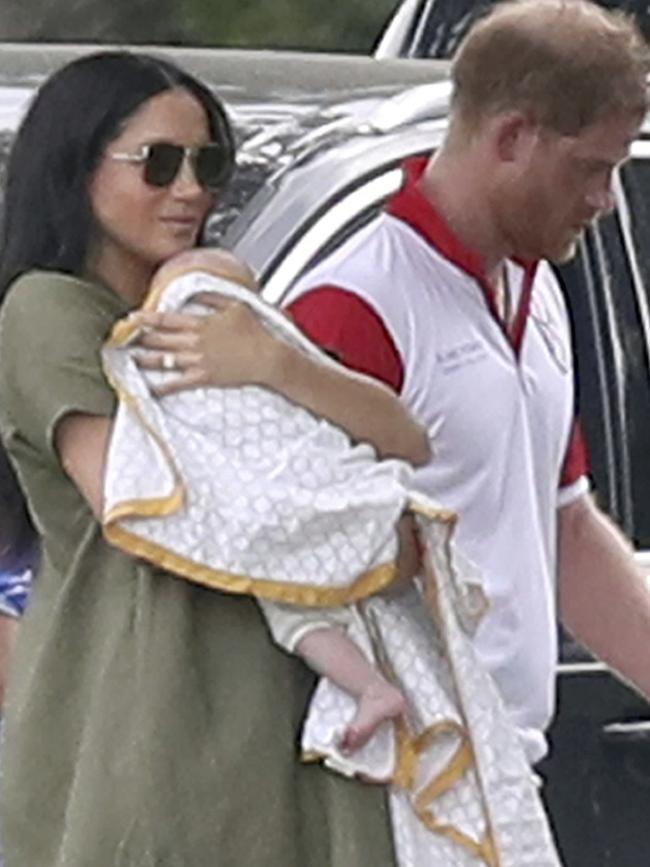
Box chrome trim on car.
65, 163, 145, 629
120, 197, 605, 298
361, 81, 452, 132
374, 0, 427, 59
613, 168, 650, 387
262, 168, 404, 304
557, 662, 610, 676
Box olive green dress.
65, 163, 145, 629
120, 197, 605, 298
0, 271, 397, 867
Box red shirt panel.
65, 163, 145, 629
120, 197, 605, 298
560, 421, 589, 487
287, 282, 588, 488
286, 286, 404, 393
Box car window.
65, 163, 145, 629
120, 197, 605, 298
619, 157, 650, 321
614, 160, 650, 547
571, 210, 650, 548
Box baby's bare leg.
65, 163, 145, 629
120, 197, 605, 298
292, 516, 418, 752
296, 627, 406, 753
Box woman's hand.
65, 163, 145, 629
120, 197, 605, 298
132, 297, 431, 465
132, 297, 285, 396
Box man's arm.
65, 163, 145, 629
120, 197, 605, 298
282, 286, 430, 462
136, 301, 430, 466
558, 493, 650, 697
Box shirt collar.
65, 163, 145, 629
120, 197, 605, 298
385, 156, 539, 356
385, 156, 538, 285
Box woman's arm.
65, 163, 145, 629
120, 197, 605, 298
55, 413, 112, 519
133, 300, 431, 465
267, 341, 431, 464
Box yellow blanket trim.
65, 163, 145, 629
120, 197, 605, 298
414, 739, 472, 804
102, 310, 458, 605
301, 716, 498, 867
400, 720, 499, 866
393, 718, 419, 789
417, 817, 499, 867
393, 718, 468, 789
103, 521, 399, 607
106, 273, 172, 347
105, 298, 461, 535
301, 750, 323, 765
102, 359, 187, 525
408, 497, 457, 526
104, 487, 184, 522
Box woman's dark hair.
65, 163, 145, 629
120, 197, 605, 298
0, 50, 235, 571
0, 49, 235, 299
0, 442, 36, 573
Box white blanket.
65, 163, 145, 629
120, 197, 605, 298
102, 271, 562, 867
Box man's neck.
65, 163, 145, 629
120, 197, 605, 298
419, 148, 509, 286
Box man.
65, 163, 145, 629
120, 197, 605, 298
284, 0, 650, 765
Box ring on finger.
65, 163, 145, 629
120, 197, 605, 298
162, 351, 177, 371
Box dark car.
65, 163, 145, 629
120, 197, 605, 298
1, 42, 649, 866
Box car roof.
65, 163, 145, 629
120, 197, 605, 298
0, 43, 451, 120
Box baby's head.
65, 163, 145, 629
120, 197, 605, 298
152, 248, 259, 294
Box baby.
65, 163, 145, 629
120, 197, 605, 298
109, 247, 427, 754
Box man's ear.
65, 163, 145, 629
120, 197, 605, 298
492, 111, 536, 162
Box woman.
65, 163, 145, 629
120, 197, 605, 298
0, 51, 428, 866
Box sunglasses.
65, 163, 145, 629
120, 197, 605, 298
109, 141, 232, 191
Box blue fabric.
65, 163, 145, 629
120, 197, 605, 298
0, 567, 31, 618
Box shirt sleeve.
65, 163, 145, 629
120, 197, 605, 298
0, 272, 118, 461
558, 420, 590, 507
285, 286, 404, 393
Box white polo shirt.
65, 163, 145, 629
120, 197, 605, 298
285, 157, 589, 764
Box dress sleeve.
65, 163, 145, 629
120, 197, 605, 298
0, 272, 118, 461
285, 285, 404, 393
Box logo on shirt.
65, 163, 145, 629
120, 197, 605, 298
436, 340, 488, 373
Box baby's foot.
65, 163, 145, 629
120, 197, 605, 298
340, 679, 406, 754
